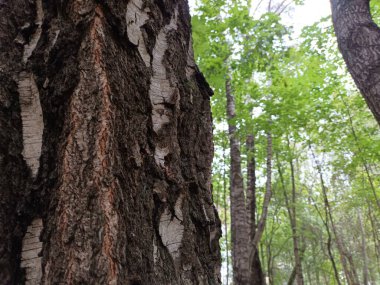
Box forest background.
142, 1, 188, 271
190, 0, 380, 284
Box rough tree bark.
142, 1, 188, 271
0, 0, 221, 284
246, 134, 256, 241
330, 0, 380, 125
225, 74, 252, 285
246, 134, 264, 285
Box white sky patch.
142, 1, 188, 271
189, 0, 332, 33
188, 0, 197, 15
250, 0, 332, 38
285, 0, 331, 36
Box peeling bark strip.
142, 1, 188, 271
17, 0, 44, 178
159, 194, 184, 261
21, 219, 43, 285
331, 0, 380, 125
126, 0, 151, 67
149, 8, 179, 136
17, 72, 44, 177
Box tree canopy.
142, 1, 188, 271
192, 0, 380, 284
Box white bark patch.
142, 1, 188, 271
159, 194, 184, 260
18, 0, 44, 177
153, 239, 159, 264
126, 0, 151, 66
23, 0, 44, 63
18, 72, 44, 177
154, 146, 169, 167
149, 9, 180, 166
21, 218, 43, 285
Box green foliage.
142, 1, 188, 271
192, 0, 380, 284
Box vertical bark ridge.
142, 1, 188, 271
91, 7, 119, 282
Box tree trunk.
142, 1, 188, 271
246, 134, 265, 285
307, 193, 341, 285
249, 130, 272, 285
277, 153, 304, 285
311, 240, 321, 285
368, 205, 380, 267
311, 147, 359, 285
358, 210, 369, 285
330, 0, 380, 125
252, 130, 272, 247
288, 158, 304, 285
226, 74, 251, 285
266, 242, 273, 284
246, 134, 257, 236
0, 0, 222, 284
222, 147, 230, 285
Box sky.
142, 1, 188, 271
286, 0, 331, 30
189, 0, 332, 32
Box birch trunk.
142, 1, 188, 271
226, 74, 251, 285
0, 0, 221, 283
